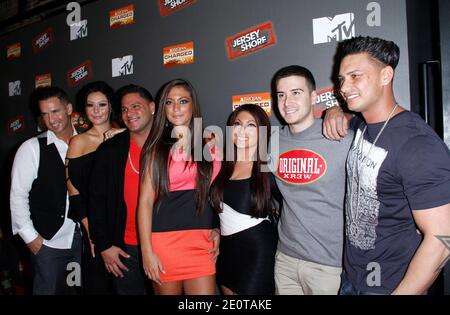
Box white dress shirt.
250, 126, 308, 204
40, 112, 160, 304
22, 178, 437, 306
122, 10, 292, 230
10, 129, 77, 249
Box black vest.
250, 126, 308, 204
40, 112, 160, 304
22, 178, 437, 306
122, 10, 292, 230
29, 136, 67, 239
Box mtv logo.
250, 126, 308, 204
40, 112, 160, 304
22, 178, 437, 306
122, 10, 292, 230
9, 80, 21, 96
112, 55, 134, 77
313, 13, 355, 45
70, 20, 88, 41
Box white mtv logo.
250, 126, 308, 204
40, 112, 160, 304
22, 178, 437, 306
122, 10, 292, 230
9, 81, 21, 96
112, 55, 134, 77
313, 13, 355, 45
70, 20, 88, 41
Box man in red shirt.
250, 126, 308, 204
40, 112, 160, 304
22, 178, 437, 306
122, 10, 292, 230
89, 85, 155, 294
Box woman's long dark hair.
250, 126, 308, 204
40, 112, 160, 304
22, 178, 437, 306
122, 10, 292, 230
210, 104, 273, 218
140, 79, 213, 214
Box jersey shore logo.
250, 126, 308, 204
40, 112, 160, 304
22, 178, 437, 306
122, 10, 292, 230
232, 93, 272, 116
112, 55, 134, 77
226, 21, 277, 60
159, 0, 195, 17
277, 150, 327, 184
7, 42, 21, 60
110, 5, 134, 28
312, 13, 355, 45
70, 19, 88, 41
163, 42, 194, 68
314, 86, 339, 118
9, 80, 21, 96
7, 115, 25, 136
32, 27, 54, 53
35, 73, 52, 88
67, 61, 93, 88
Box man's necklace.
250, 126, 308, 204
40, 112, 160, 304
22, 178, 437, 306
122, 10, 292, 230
349, 103, 399, 239
128, 151, 140, 174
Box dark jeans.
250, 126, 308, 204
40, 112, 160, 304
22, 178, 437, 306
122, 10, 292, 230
339, 272, 386, 295
112, 244, 148, 295
30, 226, 82, 295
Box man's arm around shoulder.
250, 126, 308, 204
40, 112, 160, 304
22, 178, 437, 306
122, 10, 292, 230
322, 105, 355, 141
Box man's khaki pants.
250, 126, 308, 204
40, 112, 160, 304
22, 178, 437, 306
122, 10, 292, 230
275, 251, 342, 295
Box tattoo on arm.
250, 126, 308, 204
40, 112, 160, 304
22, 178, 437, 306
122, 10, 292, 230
435, 235, 450, 273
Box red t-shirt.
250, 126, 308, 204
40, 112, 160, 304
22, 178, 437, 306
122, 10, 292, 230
123, 139, 141, 246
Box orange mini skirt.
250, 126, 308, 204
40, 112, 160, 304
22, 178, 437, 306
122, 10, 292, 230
151, 229, 216, 282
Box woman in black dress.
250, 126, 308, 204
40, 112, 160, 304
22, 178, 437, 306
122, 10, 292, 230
66, 81, 124, 294
210, 104, 281, 295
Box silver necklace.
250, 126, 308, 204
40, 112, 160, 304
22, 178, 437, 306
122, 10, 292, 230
128, 151, 140, 174
349, 103, 399, 239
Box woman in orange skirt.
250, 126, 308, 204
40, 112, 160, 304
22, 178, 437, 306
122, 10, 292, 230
138, 79, 221, 295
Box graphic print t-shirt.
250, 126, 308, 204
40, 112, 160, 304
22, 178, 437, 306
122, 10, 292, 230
269, 119, 353, 267
344, 111, 450, 293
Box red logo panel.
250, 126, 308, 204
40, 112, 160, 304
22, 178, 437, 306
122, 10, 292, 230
159, 0, 196, 17
226, 21, 277, 60
32, 28, 54, 54
277, 149, 327, 184
67, 60, 94, 88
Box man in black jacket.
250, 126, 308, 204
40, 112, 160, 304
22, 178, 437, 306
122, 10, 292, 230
89, 85, 155, 294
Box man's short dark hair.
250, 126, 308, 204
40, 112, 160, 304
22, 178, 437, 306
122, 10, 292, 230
271, 65, 316, 93
337, 36, 400, 69
34, 86, 70, 105
29, 86, 70, 118
116, 84, 154, 104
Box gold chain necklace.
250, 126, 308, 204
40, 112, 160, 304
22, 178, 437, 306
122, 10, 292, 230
128, 151, 140, 174
349, 103, 398, 239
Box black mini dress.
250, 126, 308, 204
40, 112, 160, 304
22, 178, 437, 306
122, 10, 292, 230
216, 178, 279, 295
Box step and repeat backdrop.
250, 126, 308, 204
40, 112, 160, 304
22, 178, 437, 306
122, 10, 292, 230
0, 0, 410, 172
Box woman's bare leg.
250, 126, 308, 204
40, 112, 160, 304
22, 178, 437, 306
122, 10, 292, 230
183, 275, 216, 295
153, 280, 183, 295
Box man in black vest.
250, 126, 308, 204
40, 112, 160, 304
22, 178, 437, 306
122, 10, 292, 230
10, 87, 81, 294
